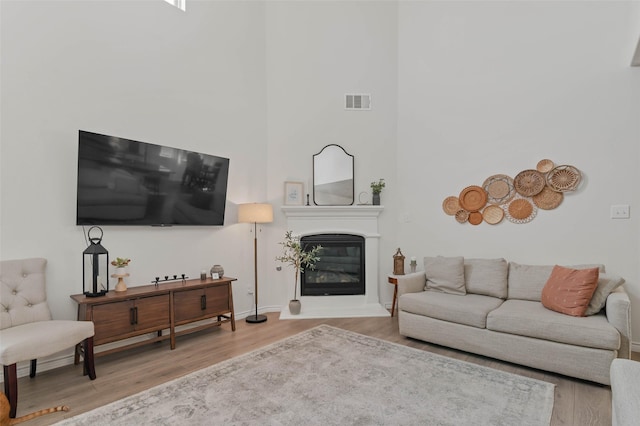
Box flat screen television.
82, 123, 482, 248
76, 130, 230, 226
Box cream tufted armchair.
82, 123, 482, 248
0, 257, 96, 418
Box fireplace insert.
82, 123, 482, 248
300, 234, 365, 296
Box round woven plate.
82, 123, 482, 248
503, 197, 538, 224
533, 186, 564, 210
455, 209, 469, 223
468, 211, 483, 225
442, 196, 461, 215
514, 169, 546, 197
459, 186, 488, 212
546, 165, 581, 192
483, 205, 504, 225
482, 174, 516, 205
536, 159, 555, 173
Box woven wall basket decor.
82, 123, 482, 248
514, 169, 546, 197
546, 165, 581, 192
459, 186, 488, 212
482, 205, 504, 224
482, 174, 515, 205
442, 196, 461, 215
503, 197, 538, 224
443, 158, 581, 226
532, 186, 563, 210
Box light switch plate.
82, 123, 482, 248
610, 204, 630, 219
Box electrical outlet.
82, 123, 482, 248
610, 204, 630, 219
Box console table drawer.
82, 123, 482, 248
174, 285, 230, 323
91, 294, 170, 343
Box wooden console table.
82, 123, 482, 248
71, 277, 236, 358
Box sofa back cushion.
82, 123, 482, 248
424, 256, 466, 295
464, 258, 508, 299
584, 273, 625, 316
508, 262, 605, 301
507, 262, 554, 301
541, 265, 600, 317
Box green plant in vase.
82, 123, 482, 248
276, 231, 322, 315
370, 178, 385, 205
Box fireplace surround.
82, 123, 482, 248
280, 206, 389, 319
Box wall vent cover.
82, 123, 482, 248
345, 94, 371, 110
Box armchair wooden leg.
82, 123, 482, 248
3, 364, 18, 418
83, 336, 96, 380
29, 359, 37, 378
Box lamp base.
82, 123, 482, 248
245, 314, 268, 324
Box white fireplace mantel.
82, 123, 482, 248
280, 205, 389, 319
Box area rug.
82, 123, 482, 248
56, 325, 554, 426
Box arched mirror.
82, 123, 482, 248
313, 144, 354, 205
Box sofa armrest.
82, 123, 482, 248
610, 359, 640, 426
606, 286, 632, 359
396, 272, 426, 297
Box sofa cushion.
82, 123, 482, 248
424, 256, 466, 295
507, 262, 605, 302
585, 273, 625, 316
464, 258, 508, 299
541, 265, 599, 317
399, 290, 503, 329
487, 299, 620, 351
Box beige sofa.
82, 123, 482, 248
397, 257, 631, 385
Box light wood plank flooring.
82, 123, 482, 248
7, 312, 631, 425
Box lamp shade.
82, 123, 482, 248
238, 203, 273, 224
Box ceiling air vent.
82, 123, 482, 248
345, 94, 371, 110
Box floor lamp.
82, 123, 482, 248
238, 203, 273, 323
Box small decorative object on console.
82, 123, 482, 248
210, 265, 224, 279
82, 226, 109, 297
152, 274, 188, 286
393, 248, 405, 275
111, 257, 131, 292
410, 256, 417, 273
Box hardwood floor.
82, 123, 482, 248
7, 312, 623, 425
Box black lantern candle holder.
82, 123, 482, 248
83, 226, 109, 297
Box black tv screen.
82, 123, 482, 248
76, 130, 229, 226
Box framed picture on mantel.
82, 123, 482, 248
284, 181, 304, 206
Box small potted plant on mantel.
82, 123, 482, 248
370, 178, 385, 205
276, 231, 322, 315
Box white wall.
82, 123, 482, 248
264, 0, 399, 307
0, 0, 268, 320
397, 1, 640, 339
1, 0, 640, 358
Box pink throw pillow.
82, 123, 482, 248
541, 265, 599, 317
